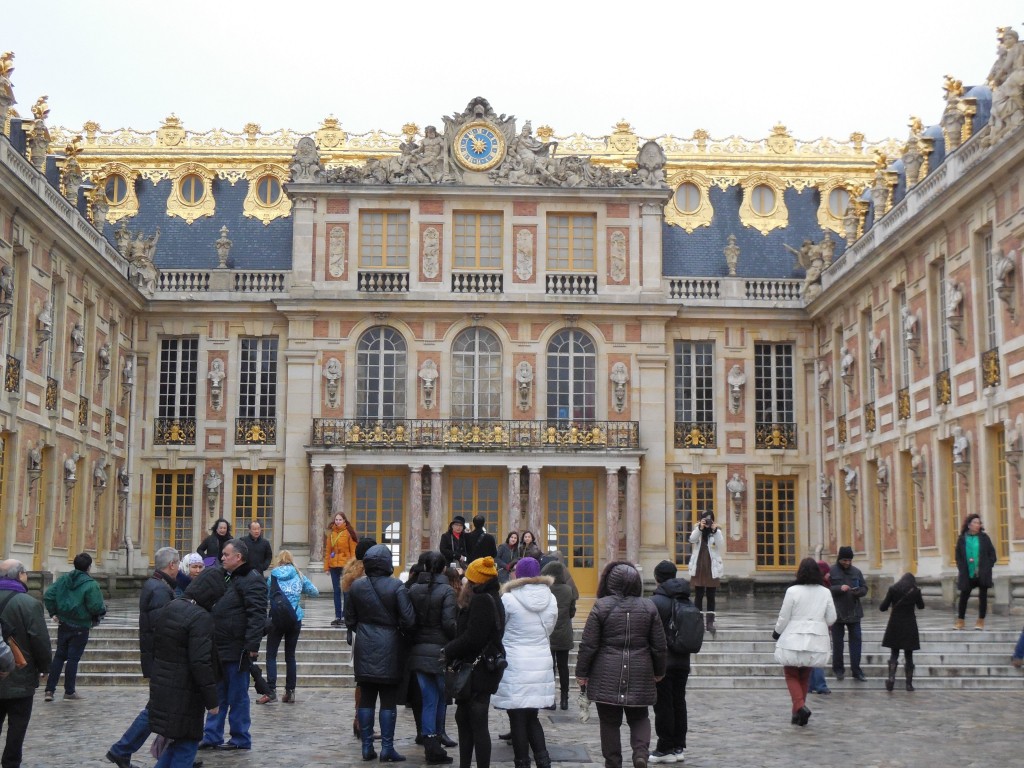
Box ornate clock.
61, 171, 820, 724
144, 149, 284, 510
453, 120, 506, 172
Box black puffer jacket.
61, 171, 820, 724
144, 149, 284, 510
138, 571, 176, 678
345, 544, 416, 684
148, 570, 224, 741
575, 562, 666, 707
541, 561, 576, 652
651, 577, 693, 672
0, 587, 52, 699
409, 573, 457, 675
244, 534, 273, 574
443, 577, 506, 696
212, 563, 268, 663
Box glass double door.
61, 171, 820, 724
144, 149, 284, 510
544, 476, 598, 595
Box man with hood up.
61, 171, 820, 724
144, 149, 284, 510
648, 561, 691, 764
43, 552, 106, 701
148, 566, 227, 768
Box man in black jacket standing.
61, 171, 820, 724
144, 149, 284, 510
649, 561, 690, 764
439, 516, 469, 571
106, 546, 179, 768
244, 521, 273, 575
0, 559, 52, 768
464, 515, 497, 562
199, 539, 268, 751
829, 546, 868, 682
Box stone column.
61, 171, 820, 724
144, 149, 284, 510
507, 466, 522, 535
605, 467, 620, 564
626, 467, 640, 565
408, 466, 423, 566
527, 466, 542, 541
429, 465, 444, 548
331, 464, 346, 517
310, 464, 326, 564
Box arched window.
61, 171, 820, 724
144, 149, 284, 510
547, 329, 596, 422
451, 327, 502, 420
357, 327, 406, 421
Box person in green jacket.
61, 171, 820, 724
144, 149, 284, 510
42, 552, 106, 701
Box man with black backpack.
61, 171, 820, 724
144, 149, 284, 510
649, 561, 702, 764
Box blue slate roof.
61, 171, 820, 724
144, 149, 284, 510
118, 176, 292, 271
662, 185, 846, 278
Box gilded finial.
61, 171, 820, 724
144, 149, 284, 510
0, 52, 13, 78
943, 75, 963, 98
31, 95, 49, 121
321, 115, 340, 130
873, 150, 888, 170
536, 125, 554, 142
65, 134, 83, 158
771, 122, 790, 137
161, 114, 183, 129
613, 119, 633, 134
908, 116, 923, 136
401, 123, 418, 140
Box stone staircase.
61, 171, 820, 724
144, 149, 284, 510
66, 598, 1024, 690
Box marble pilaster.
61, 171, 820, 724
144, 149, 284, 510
310, 465, 326, 563
331, 464, 345, 517
528, 466, 542, 539
429, 466, 444, 548
626, 467, 640, 565
507, 466, 521, 535
408, 465, 423, 564
605, 467, 620, 564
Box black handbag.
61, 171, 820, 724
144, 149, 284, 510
445, 659, 475, 701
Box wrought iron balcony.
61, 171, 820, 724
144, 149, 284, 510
45, 377, 58, 410
864, 402, 876, 433
754, 422, 798, 449
154, 418, 197, 446
936, 368, 951, 406
983, 346, 1001, 388
897, 386, 911, 421
4, 354, 19, 393
310, 419, 639, 451
673, 422, 717, 449
236, 418, 277, 445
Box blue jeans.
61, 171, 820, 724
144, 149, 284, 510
266, 622, 301, 692
330, 568, 345, 619
155, 738, 199, 768
808, 667, 829, 692
416, 672, 446, 737
202, 662, 251, 748
831, 622, 862, 675
109, 708, 150, 758
1014, 627, 1024, 660
46, 623, 90, 694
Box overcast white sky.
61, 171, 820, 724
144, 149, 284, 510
4, 1, 1022, 142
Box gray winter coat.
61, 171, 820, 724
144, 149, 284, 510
829, 562, 867, 623
541, 561, 576, 652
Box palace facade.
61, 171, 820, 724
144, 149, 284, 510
1, 31, 1023, 603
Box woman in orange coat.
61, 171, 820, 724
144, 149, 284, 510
325, 512, 358, 627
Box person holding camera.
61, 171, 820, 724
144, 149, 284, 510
493, 557, 557, 768
688, 511, 724, 636
829, 546, 868, 682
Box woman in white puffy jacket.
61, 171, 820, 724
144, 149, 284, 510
492, 557, 558, 768
688, 511, 725, 634
773, 557, 837, 727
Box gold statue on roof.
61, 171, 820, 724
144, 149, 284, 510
0, 52, 13, 78
943, 74, 963, 98
65, 134, 83, 158
31, 95, 48, 121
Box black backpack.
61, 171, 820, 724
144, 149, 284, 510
269, 575, 298, 632
667, 597, 704, 654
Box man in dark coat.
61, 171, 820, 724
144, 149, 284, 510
149, 567, 226, 768
243, 521, 273, 575
829, 546, 868, 681
199, 539, 268, 751
649, 561, 690, 764
464, 515, 497, 563
106, 546, 180, 768
0, 559, 52, 768
439, 516, 469, 571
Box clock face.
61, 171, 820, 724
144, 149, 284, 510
454, 121, 506, 172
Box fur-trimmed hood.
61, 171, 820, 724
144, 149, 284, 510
341, 558, 365, 592
500, 574, 554, 595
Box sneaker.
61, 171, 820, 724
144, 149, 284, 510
672, 749, 685, 763
105, 750, 140, 768
63, 692, 86, 701
833, 671, 845, 681
852, 671, 867, 682
648, 751, 673, 764
44, 691, 54, 702
330, 618, 343, 627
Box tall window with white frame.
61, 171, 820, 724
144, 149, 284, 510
546, 329, 596, 422
674, 341, 714, 446
157, 338, 198, 444
861, 311, 875, 405
983, 232, 998, 352
451, 327, 501, 420
898, 292, 911, 389
357, 327, 406, 422
238, 337, 278, 442
754, 342, 794, 444
935, 261, 950, 372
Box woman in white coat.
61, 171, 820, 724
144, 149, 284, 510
688, 511, 725, 634
772, 557, 837, 727
493, 557, 558, 768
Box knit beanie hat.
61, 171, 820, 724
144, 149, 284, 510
355, 538, 377, 561
654, 560, 677, 583
465, 556, 498, 584
515, 557, 540, 579
837, 546, 854, 560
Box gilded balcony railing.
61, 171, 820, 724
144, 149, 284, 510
982, 347, 1001, 388
754, 422, 798, 449
310, 419, 640, 451
897, 386, 911, 421
837, 415, 847, 444
154, 418, 197, 446
4, 354, 20, 393
864, 402, 876, 433
45, 377, 58, 410
673, 422, 717, 449
236, 418, 278, 445
935, 368, 952, 406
